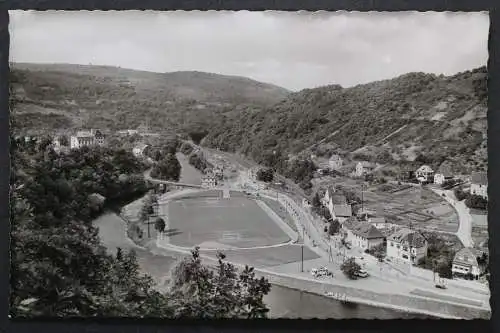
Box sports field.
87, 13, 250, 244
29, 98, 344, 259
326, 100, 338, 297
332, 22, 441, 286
168, 193, 291, 248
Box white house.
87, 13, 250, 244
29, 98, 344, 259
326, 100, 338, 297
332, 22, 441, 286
452, 247, 481, 280
322, 186, 336, 206
415, 165, 434, 183
355, 161, 376, 177
329, 154, 343, 170
434, 164, 454, 185
132, 143, 150, 158
470, 172, 488, 199
342, 220, 385, 250
70, 129, 105, 149
386, 228, 428, 266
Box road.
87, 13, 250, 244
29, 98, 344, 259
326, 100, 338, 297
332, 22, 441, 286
195, 145, 490, 316
431, 188, 474, 248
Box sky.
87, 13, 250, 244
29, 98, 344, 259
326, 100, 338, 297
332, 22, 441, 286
9, 10, 489, 91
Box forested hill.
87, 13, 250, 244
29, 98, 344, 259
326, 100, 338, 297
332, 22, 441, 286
203, 66, 488, 174
9, 63, 290, 134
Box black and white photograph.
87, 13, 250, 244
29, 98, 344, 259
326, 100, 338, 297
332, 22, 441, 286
8, 10, 490, 319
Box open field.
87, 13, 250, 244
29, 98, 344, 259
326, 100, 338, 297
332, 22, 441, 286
260, 196, 298, 232
168, 194, 291, 248
361, 184, 459, 233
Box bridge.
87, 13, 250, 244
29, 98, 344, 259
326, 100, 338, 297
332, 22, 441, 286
146, 177, 203, 189
144, 169, 203, 189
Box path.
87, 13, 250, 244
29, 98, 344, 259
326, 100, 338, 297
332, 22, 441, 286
431, 188, 474, 247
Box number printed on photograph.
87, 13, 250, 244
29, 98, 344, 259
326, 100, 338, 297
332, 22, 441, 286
9, 10, 490, 319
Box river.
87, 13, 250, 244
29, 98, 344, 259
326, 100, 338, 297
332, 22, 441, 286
92, 152, 432, 319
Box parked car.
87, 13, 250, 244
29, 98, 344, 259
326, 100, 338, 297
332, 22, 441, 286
345, 242, 352, 249
355, 269, 369, 278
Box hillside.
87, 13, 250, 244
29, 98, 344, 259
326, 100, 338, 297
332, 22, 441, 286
10, 63, 290, 134
203, 67, 487, 174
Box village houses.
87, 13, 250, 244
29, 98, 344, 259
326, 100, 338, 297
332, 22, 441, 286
342, 218, 385, 250
355, 161, 376, 178
328, 154, 343, 170
201, 171, 217, 188
434, 164, 454, 185
415, 165, 434, 183
70, 129, 105, 149
331, 204, 352, 223
132, 143, 151, 158
386, 228, 428, 266
470, 171, 488, 199
452, 247, 482, 280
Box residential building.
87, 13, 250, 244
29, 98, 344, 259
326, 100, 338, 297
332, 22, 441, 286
470, 172, 488, 199
368, 217, 386, 226
201, 172, 217, 188
70, 129, 105, 149
415, 165, 434, 183
386, 228, 428, 266
328, 154, 343, 170
452, 247, 481, 280
331, 204, 352, 223
355, 161, 376, 177
342, 219, 385, 250
132, 143, 151, 158
356, 208, 376, 221
322, 186, 336, 207
434, 164, 454, 185
118, 129, 139, 136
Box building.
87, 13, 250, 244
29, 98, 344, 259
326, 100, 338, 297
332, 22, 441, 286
452, 247, 481, 280
342, 220, 385, 250
214, 165, 224, 180
434, 164, 454, 185
331, 204, 352, 223
415, 165, 434, 183
70, 129, 105, 149
470, 172, 488, 199
328, 154, 343, 170
132, 143, 150, 158
356, 208, 376, 221
355, 161, 376, 177
118, 129, 139, 136
399, 166, 415, 181
386, 228, 428, 266
201, 172, 217, 188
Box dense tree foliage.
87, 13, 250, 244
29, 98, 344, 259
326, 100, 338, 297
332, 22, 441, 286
328, 219, 341, 236
188, 152, 212, 173
150, 153, 181, 181
341, 257, 362, 280
168, 248, 271, 318
10, 140, 167, 317
465, 194, 488, 210
256, 168, 274, 183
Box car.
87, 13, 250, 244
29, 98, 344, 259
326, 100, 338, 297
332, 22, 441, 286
345, 243, 352, 249
355, 269, 369, 278
435, 283, 447, 289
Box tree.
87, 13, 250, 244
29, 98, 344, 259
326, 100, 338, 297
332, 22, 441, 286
465, 194, 488, 210
168, 247, 272, 318
154, 217, 166, 233
151, 153, 181, 181
311, 192, 321, 210
328, 219, 341, 235
341, 257, 362, 280
256, 168, 274, 183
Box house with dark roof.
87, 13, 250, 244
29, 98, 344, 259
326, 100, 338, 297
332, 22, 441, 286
331, 204, 352, 223
434, 164, 454, 185
386, 228, 428, 265
355, 161, 376, 177
415, 165, 434, 183
470, 172, 488, 199
452, 247, 481, 280
342, 220, 385, 250
328, 154, 343, 170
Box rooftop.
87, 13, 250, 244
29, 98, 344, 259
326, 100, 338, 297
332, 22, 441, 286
345, 221, 385, 239
387, 227, 427, 248
333, 204, 352, 217
471, 172, 488, 186
453, 247, 480, 267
